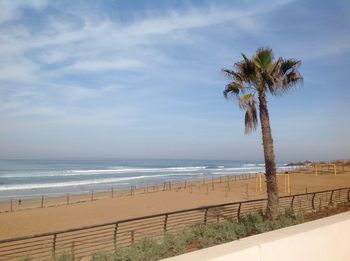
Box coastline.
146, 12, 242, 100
1, 166, 350, 240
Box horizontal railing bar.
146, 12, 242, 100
0, 242, 52, 254
67, 234, 114, 243
168, 217, 203, 225
167, 216, 203, 224
0, 246, 50, 256
117, 225, 163, 233
279, 187, 348, 199
117, 219, 165, 228
56, 230, 113, 242
0, 239, 53, 250
57, 225, 115, 236
117, 223, 163, 232
68, 240, 114, 251
57, 233, 113, 243
0, 247, 52, 259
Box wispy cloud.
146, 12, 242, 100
0, 0, 332, 121
0, 4, 267, 82
65, 59, 146, 73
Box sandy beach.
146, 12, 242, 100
0, 166, 349, 240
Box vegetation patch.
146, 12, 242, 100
304, 202, 350, 221
90, 209, 303, 261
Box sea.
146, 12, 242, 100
0, 159, 292, 201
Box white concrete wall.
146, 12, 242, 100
163, 211, 350, 261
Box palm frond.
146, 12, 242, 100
253, 47, 273, 69
238, 93, 255, 110
223, 82, 243, 99
241, 53, 249, 61
280, 59, 301, 75
267, 58, 303, 95
270, 57, 283, 75
244, 100, 258, 134
235, 59, 256, 82
221, 69, 244, 83
283, 70, 303, 88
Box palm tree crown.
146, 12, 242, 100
223, 48, 303, 133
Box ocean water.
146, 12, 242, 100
0, 159, 291, 200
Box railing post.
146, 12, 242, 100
163, 214, 168, 234
113, 223, 118, 251
237, 202, 242, 220
329, 190, 334, 206
52, 233, 57, 259
204, 208, 209, 225
71, 241, 75, 259
312, 193, 316, 210
131, 230, 135, 244
291, 195, 295, 211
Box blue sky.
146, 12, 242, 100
0, 0, 349, 162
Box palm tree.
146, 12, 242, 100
222, 47, 303, 219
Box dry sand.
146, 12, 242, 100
0, 166, 349, 240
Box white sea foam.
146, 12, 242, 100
0, 166, 208, 178
211, 170, 263, 175
242, 163, 257, 167
0, 173, 193, 191
218, 167, 264, 171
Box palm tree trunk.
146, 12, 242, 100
258, 90, 279, 219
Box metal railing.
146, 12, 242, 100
0, 187, 349, 260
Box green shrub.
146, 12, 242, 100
91, 251, 114, 261
56, 253, 74, 261
159, 232, 187, 256
113, 237, 162, 261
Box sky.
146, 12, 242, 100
0, 0, 349, 162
